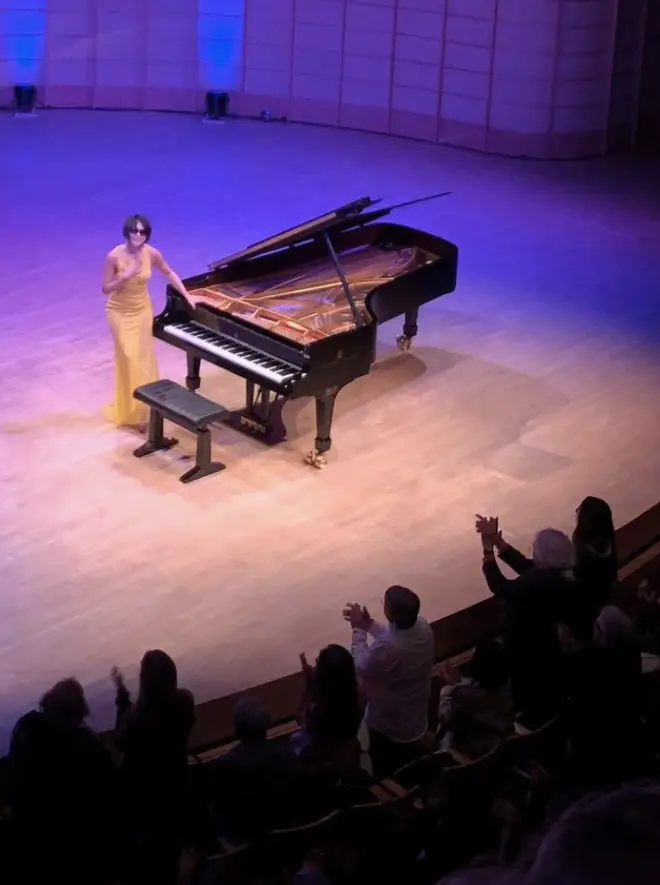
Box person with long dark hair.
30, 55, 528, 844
111, 650, 195, 885
573, 496, 618, 619
300, 644, 363, 747
294, 642, 368, 788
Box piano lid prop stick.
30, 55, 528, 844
322, 230, 363, 327
382, 190, 452, 214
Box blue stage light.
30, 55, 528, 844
205, 91, 229, 121
14, 83, 37, 114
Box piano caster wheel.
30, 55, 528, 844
397, 334, 412, 352
305, 450, 327, 469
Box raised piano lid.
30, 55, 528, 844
194, 190, 453, 346
208, 195, 382, 270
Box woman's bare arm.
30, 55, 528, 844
150, 247, 195, 305
101, 253, 120, 295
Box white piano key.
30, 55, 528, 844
163, 323, 303, 388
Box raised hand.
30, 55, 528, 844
343, 602, 372, 631
475, 513, 504, 550
475, 513, 499, 536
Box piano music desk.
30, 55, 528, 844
132, 379, 227, 483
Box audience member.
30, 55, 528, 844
435, 637, 513, 757
594, 602, 635, 650
6, 495, 660, 885
633, 568, 660, 662
527, 781, 660, 885
295, 644, 367, 776
112, 649, 196, 885
556, 607, 645, 788
343, 585, 434, 777
9, 678, 119, 885
210, 696, 305, 843
572, 495, 618, 619
476, 516, 576, 725
441, 782, 660, 885
632, 570, 660, 746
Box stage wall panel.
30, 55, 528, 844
0, 0, 648, 157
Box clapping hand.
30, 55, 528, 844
433, 659, 462, 685
110, 665, 125, 689
475, 513, 502, 550
343, 602, 372, 631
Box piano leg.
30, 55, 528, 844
397, 306, 419, 352
305, 388, 339, 470
224, 381, 288, 445
185, 354, 201, 391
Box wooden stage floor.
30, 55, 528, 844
1, 111, 659, 752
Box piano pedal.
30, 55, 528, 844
396, 334, 413, 352
305, 450, 327, 470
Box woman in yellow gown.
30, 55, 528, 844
102, 214, 192, 430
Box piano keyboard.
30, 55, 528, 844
163, 322, 303, 387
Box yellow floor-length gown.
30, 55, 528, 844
103, 246, 159, 427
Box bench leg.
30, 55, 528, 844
179, 426, 226, 484
133, 408, 179, 458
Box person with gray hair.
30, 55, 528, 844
475, 516, 577, 725
530, 528, 576, 570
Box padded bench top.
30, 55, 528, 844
134, 379, 227, 427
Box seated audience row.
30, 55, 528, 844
6, 494, 660, 885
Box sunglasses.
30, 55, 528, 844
130, 227, 146, 236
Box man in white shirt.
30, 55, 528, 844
343, 585, 435, 777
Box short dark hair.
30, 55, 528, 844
384, 585, 420, 629
234, 696, 270, 740
122, 213, 152, 241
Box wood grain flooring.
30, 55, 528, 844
1, 110, 659, 752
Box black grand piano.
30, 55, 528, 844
153, 194, 458, 468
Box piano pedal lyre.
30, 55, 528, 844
396, 334, 413, 351
226, 382, 288, 446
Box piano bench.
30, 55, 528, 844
132, 379, 228, 484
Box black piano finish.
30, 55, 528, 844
153, 195, 458, 467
